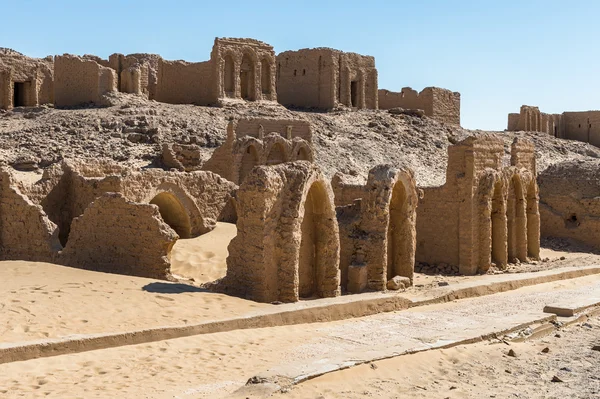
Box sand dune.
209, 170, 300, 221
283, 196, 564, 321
170, 222, 237, 284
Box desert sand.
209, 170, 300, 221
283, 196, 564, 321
170, 222, 236, 284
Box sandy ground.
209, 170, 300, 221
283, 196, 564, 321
0, 261, 265, 343
275, 315, 600, 399
1, 275, 599, 398
170, 222, 236, 284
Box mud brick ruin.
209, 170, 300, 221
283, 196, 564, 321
276, 48, 378, 110
507, 105, 600, 147
538, 160, 600, 249
379, 87, 461, 125
0, 39, 461, 126
202, 118, 313, 184
332, 165, 418, 293
220, 162, 340, 302
416, 136, 540, 275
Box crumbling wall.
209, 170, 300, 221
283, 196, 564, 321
561, 111, 600, 147
219, 162, 340, 303
42, 160, 237, 244
203, 119, 314, 185
0, 168, 60, 262
59, 193, 177, 279
276, 48, 377, 110
161, 143, 203, 172
54, 54, 117, 107
155, 59, 212, 105
108, 53, 161, 98
538, 160, 600, 249
0, 49, 54, 109
378, 87, 461, 125
212, 38, 277, 103
332, 165, 418, 292
415, 135, 538, 275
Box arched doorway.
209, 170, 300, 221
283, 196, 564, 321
387, 180, 409, 280
239, 144, 259, 184
240, 54, 255, 101
223, 55, 234, 96
261, 59, 271, 96
491, 181, 507, 268
150, 192, 191, 238
507, 175, 527, 262
298, 181, 329, 298
266, 143, 287, 165
526, 181, 540, 259
295, 146, 310, 161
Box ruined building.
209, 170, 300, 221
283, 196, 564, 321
220, 162, 340, 303
155, 38, 277, 106
54, 55, 117, 107
276, 48, 378, 109
416, 136, 540, 275
507, 105, 600, 148
538, 159, 600, 249
1, 160, 237, 279
202, 118, 313, 184
0, 48, 54, 109
378, 87, 461, 126
332, 165, 418, 293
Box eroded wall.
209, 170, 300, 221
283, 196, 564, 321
379, 87, 461, 125
415, 135, 539, 275
59, 193, 178, 279
202, 119, 314, 184
276, 48, 378, 110
332, 165, 418, 292
219, 162, 340, 303
0, 48, 54, 109
54, 55, 117, 107
538, 160, 600, 249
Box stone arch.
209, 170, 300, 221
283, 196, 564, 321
240, 52, 256, 101
291, 138, 314, 162
526, 178, 541, 259
262, 134, 291, 166
260, 58, 271, 96
234, 137, 263, 185
150, 192, 191, 239
223, 53, 235, 96
144, 182, 207, 237
386, 178, 413, 280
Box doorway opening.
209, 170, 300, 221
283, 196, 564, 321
350, 81, 358, 107
150, 192, 191, 238
13, 82, 26, 107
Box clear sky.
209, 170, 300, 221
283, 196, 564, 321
2, 0, 598, 130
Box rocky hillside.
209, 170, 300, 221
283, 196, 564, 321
1, 93, 598, 187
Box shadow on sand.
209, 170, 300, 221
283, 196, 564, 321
142, 282, 208, 294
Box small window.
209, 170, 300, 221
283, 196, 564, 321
579, 124, 581, 128
302, 69, 306, 76
293, 70, 297, 76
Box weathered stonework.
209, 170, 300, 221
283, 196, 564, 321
0, 48, 54, 110
219, 162, 340, 303
59, 193, 178, 279
0, 168, 61, 262
277, 48, 378, 109
507, 105, 600, 148
54, 54, 117, 107
41, 160, 237, 245
203, 119, 313, 184
538, 160, 600, 249
332, 165, 418, 292
155, 38, 277, 106
378, 87, 461, 125
416, 136, 540, 275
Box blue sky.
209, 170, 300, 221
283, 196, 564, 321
3, 1, 598, 130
